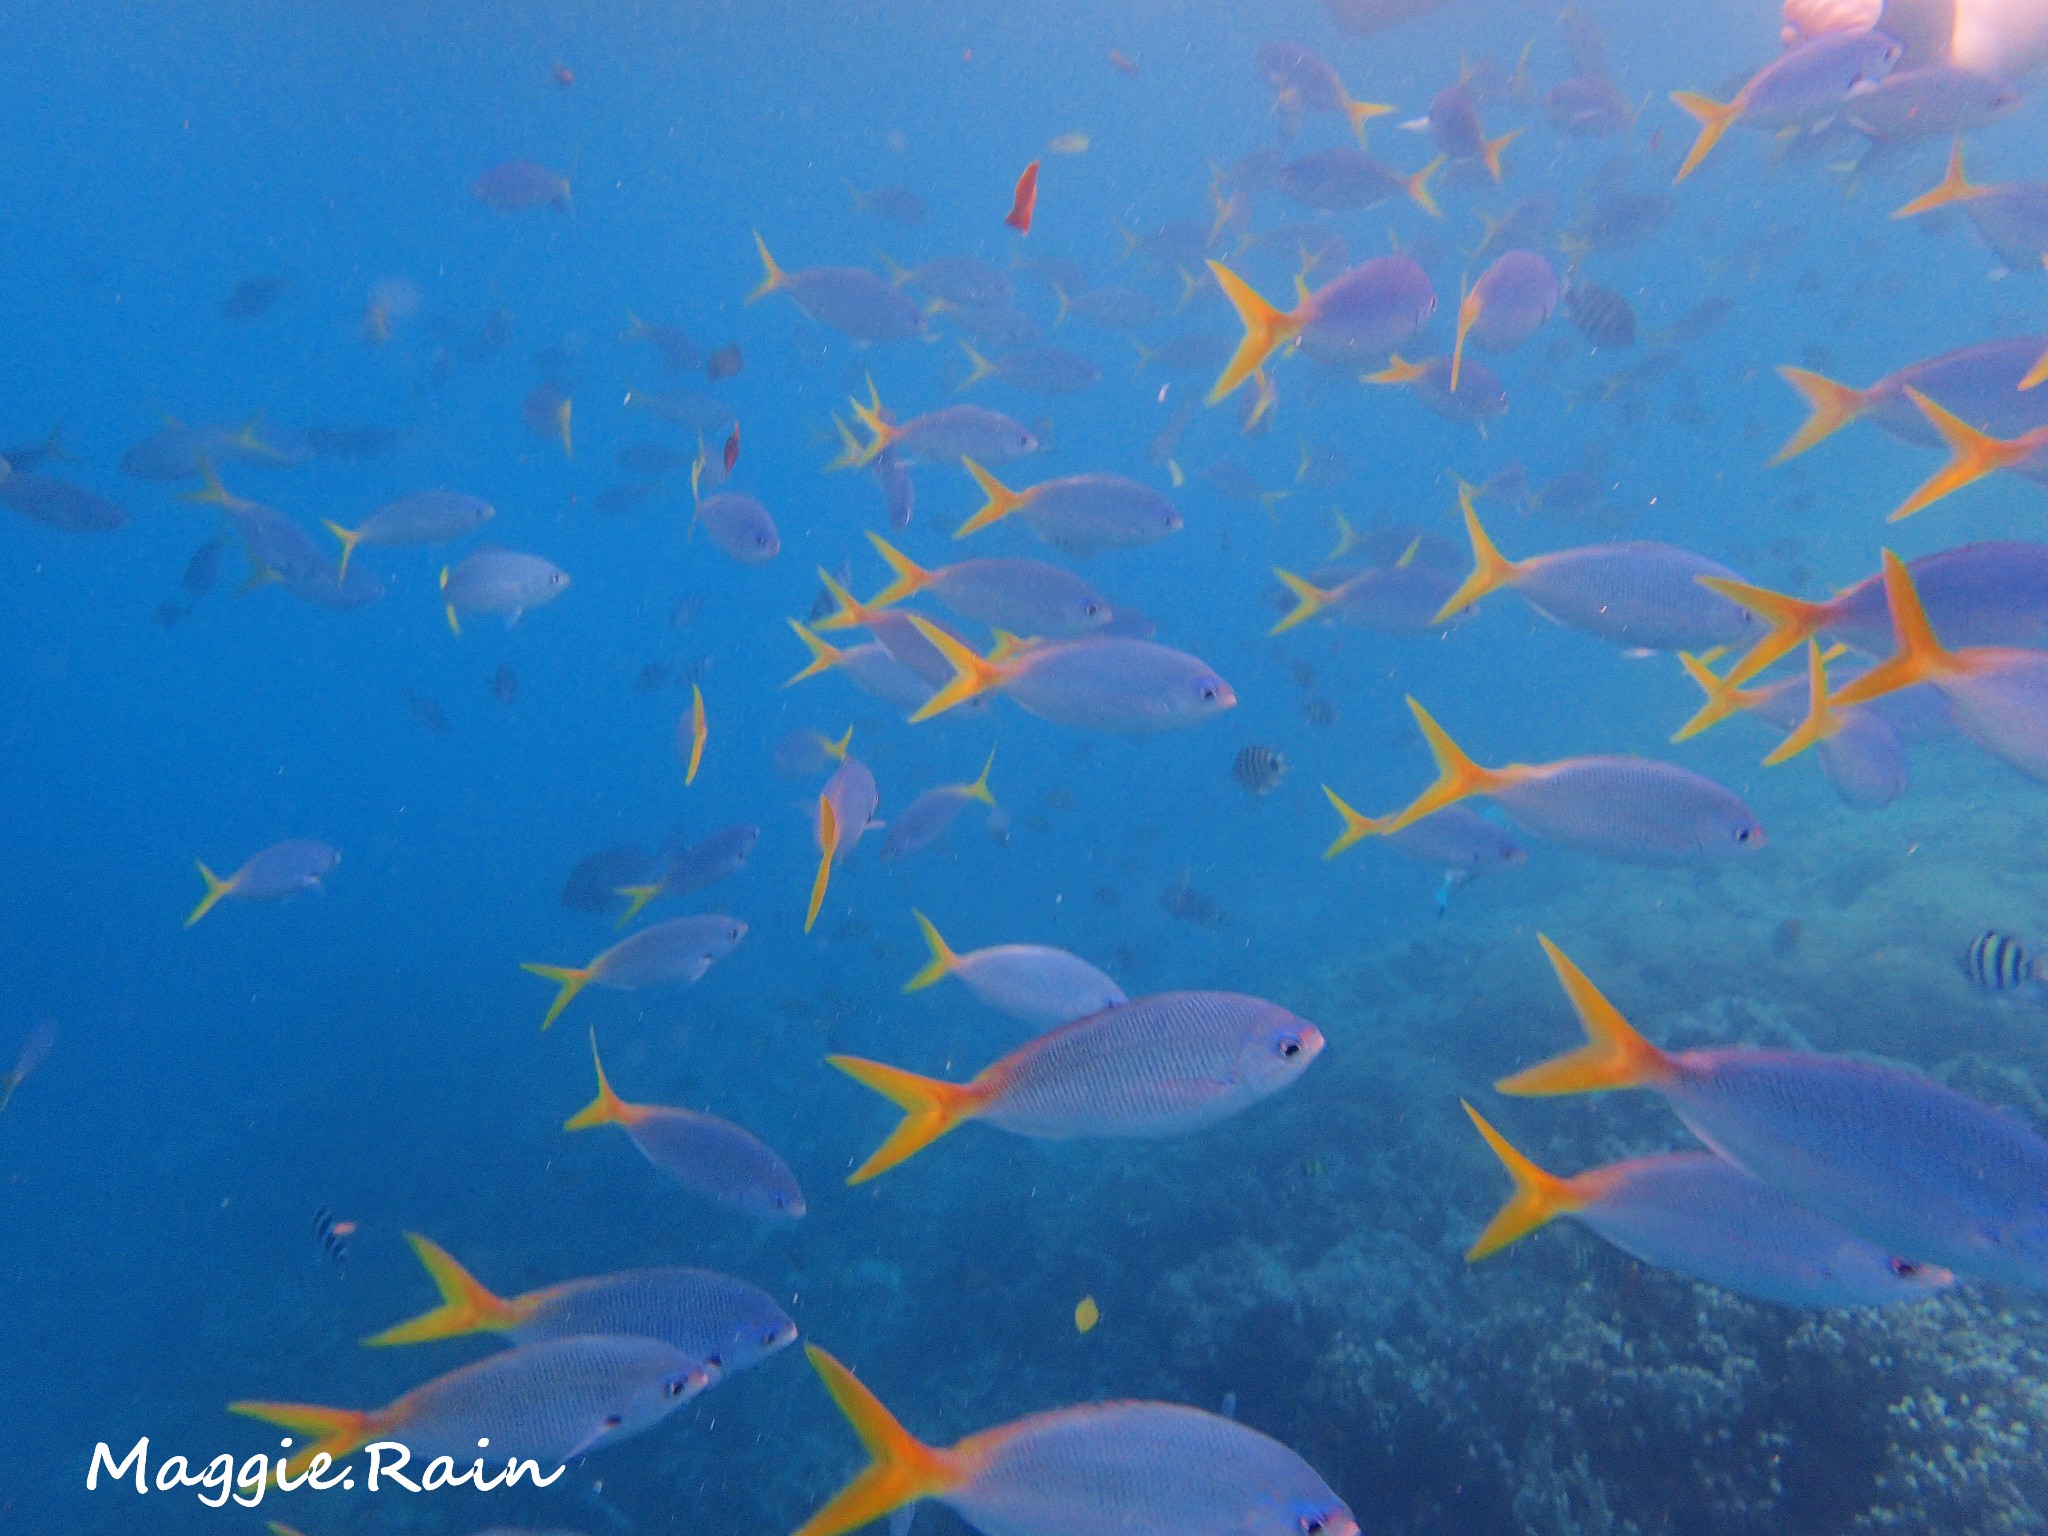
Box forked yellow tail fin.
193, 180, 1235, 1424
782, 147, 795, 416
1462, 1101, 1590, 1259
1830, 550, 1962, 708
812, 567, 877, 633
1343, 94, 1394, 146
1205, 260, 1303, 404
185, 860, 234, 928
791, 1346, 966, 1536
1481, 129, 1519, 184
1762, 641, 1843, 765
1377, 698, 1516, 835
565, 1029, 635, 1128
1451, 273, 1476, 393
955, 459, 1030, 538
1433, 482, 1525, 623
521, 961, 596, 1031
957, 341, 995, 391
1892, 138, 1983, 219
1670, 91, 1740, 183
904, 615, 1010, 722
1770, 367, 1871, 464
1694, 575, 1834, 687
1321, 785, 1386, 859
903, 909, 961, 991
363, 1234, 518, 1345
962, 747, 998, 806
613, 883, 662, 929
865, 531, 932, 607
1496, 935, 1674, 1095
1670, 651, 1763, 742
1269, 568, 1335, 635
848, 379, 898, 468
787, 620, 848, 685
747, 231, 786, 304
1889, 387, 2048, 522
1406, 155, 1445, 217
321, 520, 363, 585
227, 1401, 376, 1481
826, 1056, 987, 1183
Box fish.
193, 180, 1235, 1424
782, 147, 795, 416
706, 343, 744, 381
1893, 140, 2048, 268
403, 689, 451, 733
1361, 353, 1507, 424
860, 533, 1111, 639
361, 276, 420, 343
521, 914, 747, 1029
1379, 806, 1528, 914
561, 843, 663, 916
958, 343, 1100, 396
722, 425, 740, 475
1561, 282, 1638, 349
0, 1020, 54, 1115
322, 490, 494, 582
304, 423, 405, 461
1769, 337, 2048, 468
1206, 256, 1437, 401
473, 159, 572, 211
310, 1206, 355, 1268
1818, 551, 2048, 785
1572, 190, 1675, 251
1677, 647, 1908, 810
954, 461, 1181, 558
181, 531, 229, 596
1878, 388, 2048, 523
522, 386, 573, 457
1109, 48, 1139, 75
1277, 148, 1443, 214
1231, 744, 1287, 795
847, 182, 929, 226
622, 314, 704, 375
848, 384, 1037, 468
0, 473, 126, 532
889, 255, 1014, 306
1407, 82, 1518, 180
906, 619, 1235, 735
878, 752, 999, 862
792, 1346, 1356, 1536
441, 549, 569, 635
186, 839, 340, 927
748, 235, 925, 344
775, 726, 854, 779
491, 662, 519, 705
1461, 1103, 1955, 1308
232, 1334, 708, 1479
1844, 65, 2018, 143
566, 1031, 805, 1220
681, 685, 707, 785
1049, 132, 1089, 155
594, 482, 660, 516
1500, 935, 2048, 1290
934, 300, 1041, 349
1074, 1296, 1100, 1332
1962, 931, 2046, 1000
1328, 699, 1763, 866
806, 757, 883, 933
616, 442, 694, 478
1451, 251, 1559, 389
614, 825, 761, 926
366, 1233, 797, 1377
1134, 334, 1236, 379
1438, 486, 1758, 650
900, 911, 1126, 1030
122, 415, 294, 481
1004, 160, 1040, 234
1255, 42, 1392, 144
222, 273, 289, 320
1053, 285, 1161, 331
1672, 29, 1903, 181
787, 623, 938, 714
1546, 72, 1635, 136
829, 991, 1323, 1181
624, 387, 736, 435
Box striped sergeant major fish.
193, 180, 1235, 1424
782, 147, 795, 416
1962, 932, 2046, 1001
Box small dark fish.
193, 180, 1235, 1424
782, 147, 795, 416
305, 424, 404, 460
623, 387, 735, 436
1562, 283, 1637, 349
222, 273, 289, 320
553, 63, 574, 88
1963, 932, 2044, 1000
706, 343, 744, 381
154, 600, 191, 628
637, 661, 672, 694
403, 689, 451, 734
1232, 745, 1287, 795
848, 182, 928, 226
311, 1206, 355, 1268
1304, 695, 1338, 727
0, 473, 126, 532
562, 844, 659, 915
669, 594, 702, 630
1159, 869, 1229, 927
2, 427, 75, 473
1660, 294, 1733, 348
491, 663, 518, 705
457, 308, 512, 364
1575, 191, 1674, 251
616, 442, 694, 478
723, 425, 740, 475
473, 159, 571, 212
182, 531, 229, 596
594, 482, 660, 515
623, 315, 702, 375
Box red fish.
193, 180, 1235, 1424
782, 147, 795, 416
552, 64, 575, 89
1109, 49, 1140, 76
1005, 161, 1040, 235
723, 425, 740, 475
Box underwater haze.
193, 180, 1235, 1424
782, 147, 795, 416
10, 0, 2048, 1533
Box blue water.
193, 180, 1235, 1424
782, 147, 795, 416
8, 0, 2048, 1532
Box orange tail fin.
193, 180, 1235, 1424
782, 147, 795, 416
1496, 935, 1674, 1096
811, 567, 877, 634
1892, 138, 1983, 219
1321, 785, 1386, 859
1670, 651, 1765, 742
1670, 90, 1740, 183
1889, 387, 2048, 522
1451, 273, 1476, 393
1462, 1100, 1593, 1260
1433, 482, 1526, 623
865, 531, 933, 607
321, 520, 363, 585
1693, 575, 1836, 687
185, 860, 235, 928
848, 378, 899, 468
791, 1346, 967, 1536
1205, 261, 1304, 404
806, 794, 840, 935
827, 1055, 988, 1183
787, 619, 849, 685
955, 460, 1032, 538
1378, 698, 1516, 835
364, 1234, 520, 1346
1406, 155, 1445, 217
904, 615, 1011, 722
1831, 550, 1963, 708
521, 960, 596, 1031
1761, 640, 1843, 766
1269, 568, 1336, 635
1481, 129, 1519, 184
747, 231, 787, 304
1770, 367, 1871, 464
565, 1030, 639, 1130
685, 685, 707, 785
227, 1401, 376, 1481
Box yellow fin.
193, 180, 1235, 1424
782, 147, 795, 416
905, 614, 1009, 722
564, 1028, 631, 1128
185, 860, 234, 929
903, 909, 959, 991
1433, 481, 1524, 623
1670, 90, 1740, 183
1321, 785, 1385, 859
1770, 366, 1870, 464
865, 531, 931, 608
522, 960, 596, 1031
1889, 387, 2048, 522
363, 1234, 517, 1346
827, 1055, 985, 1183
1205, 260, 1303, 405
955, 458, 1029, 538
747, 231, 786, 304
791, 1346, 966, 1536
1831, 550, 1962, 708
1496, 936, 1673, 1096
1893, 138, 1982, 218
1462, 1101, 1587, 1260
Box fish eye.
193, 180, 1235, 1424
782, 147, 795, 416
1890, 1257, 1922, 1278
1298, 1516, 1326, 1535
603, 1412, 624, 1427
1276, 1033, 1303, 1059
663, 1377, 689, 1398
1199, 684, 1218, 703
1735, 827, 1753, 842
